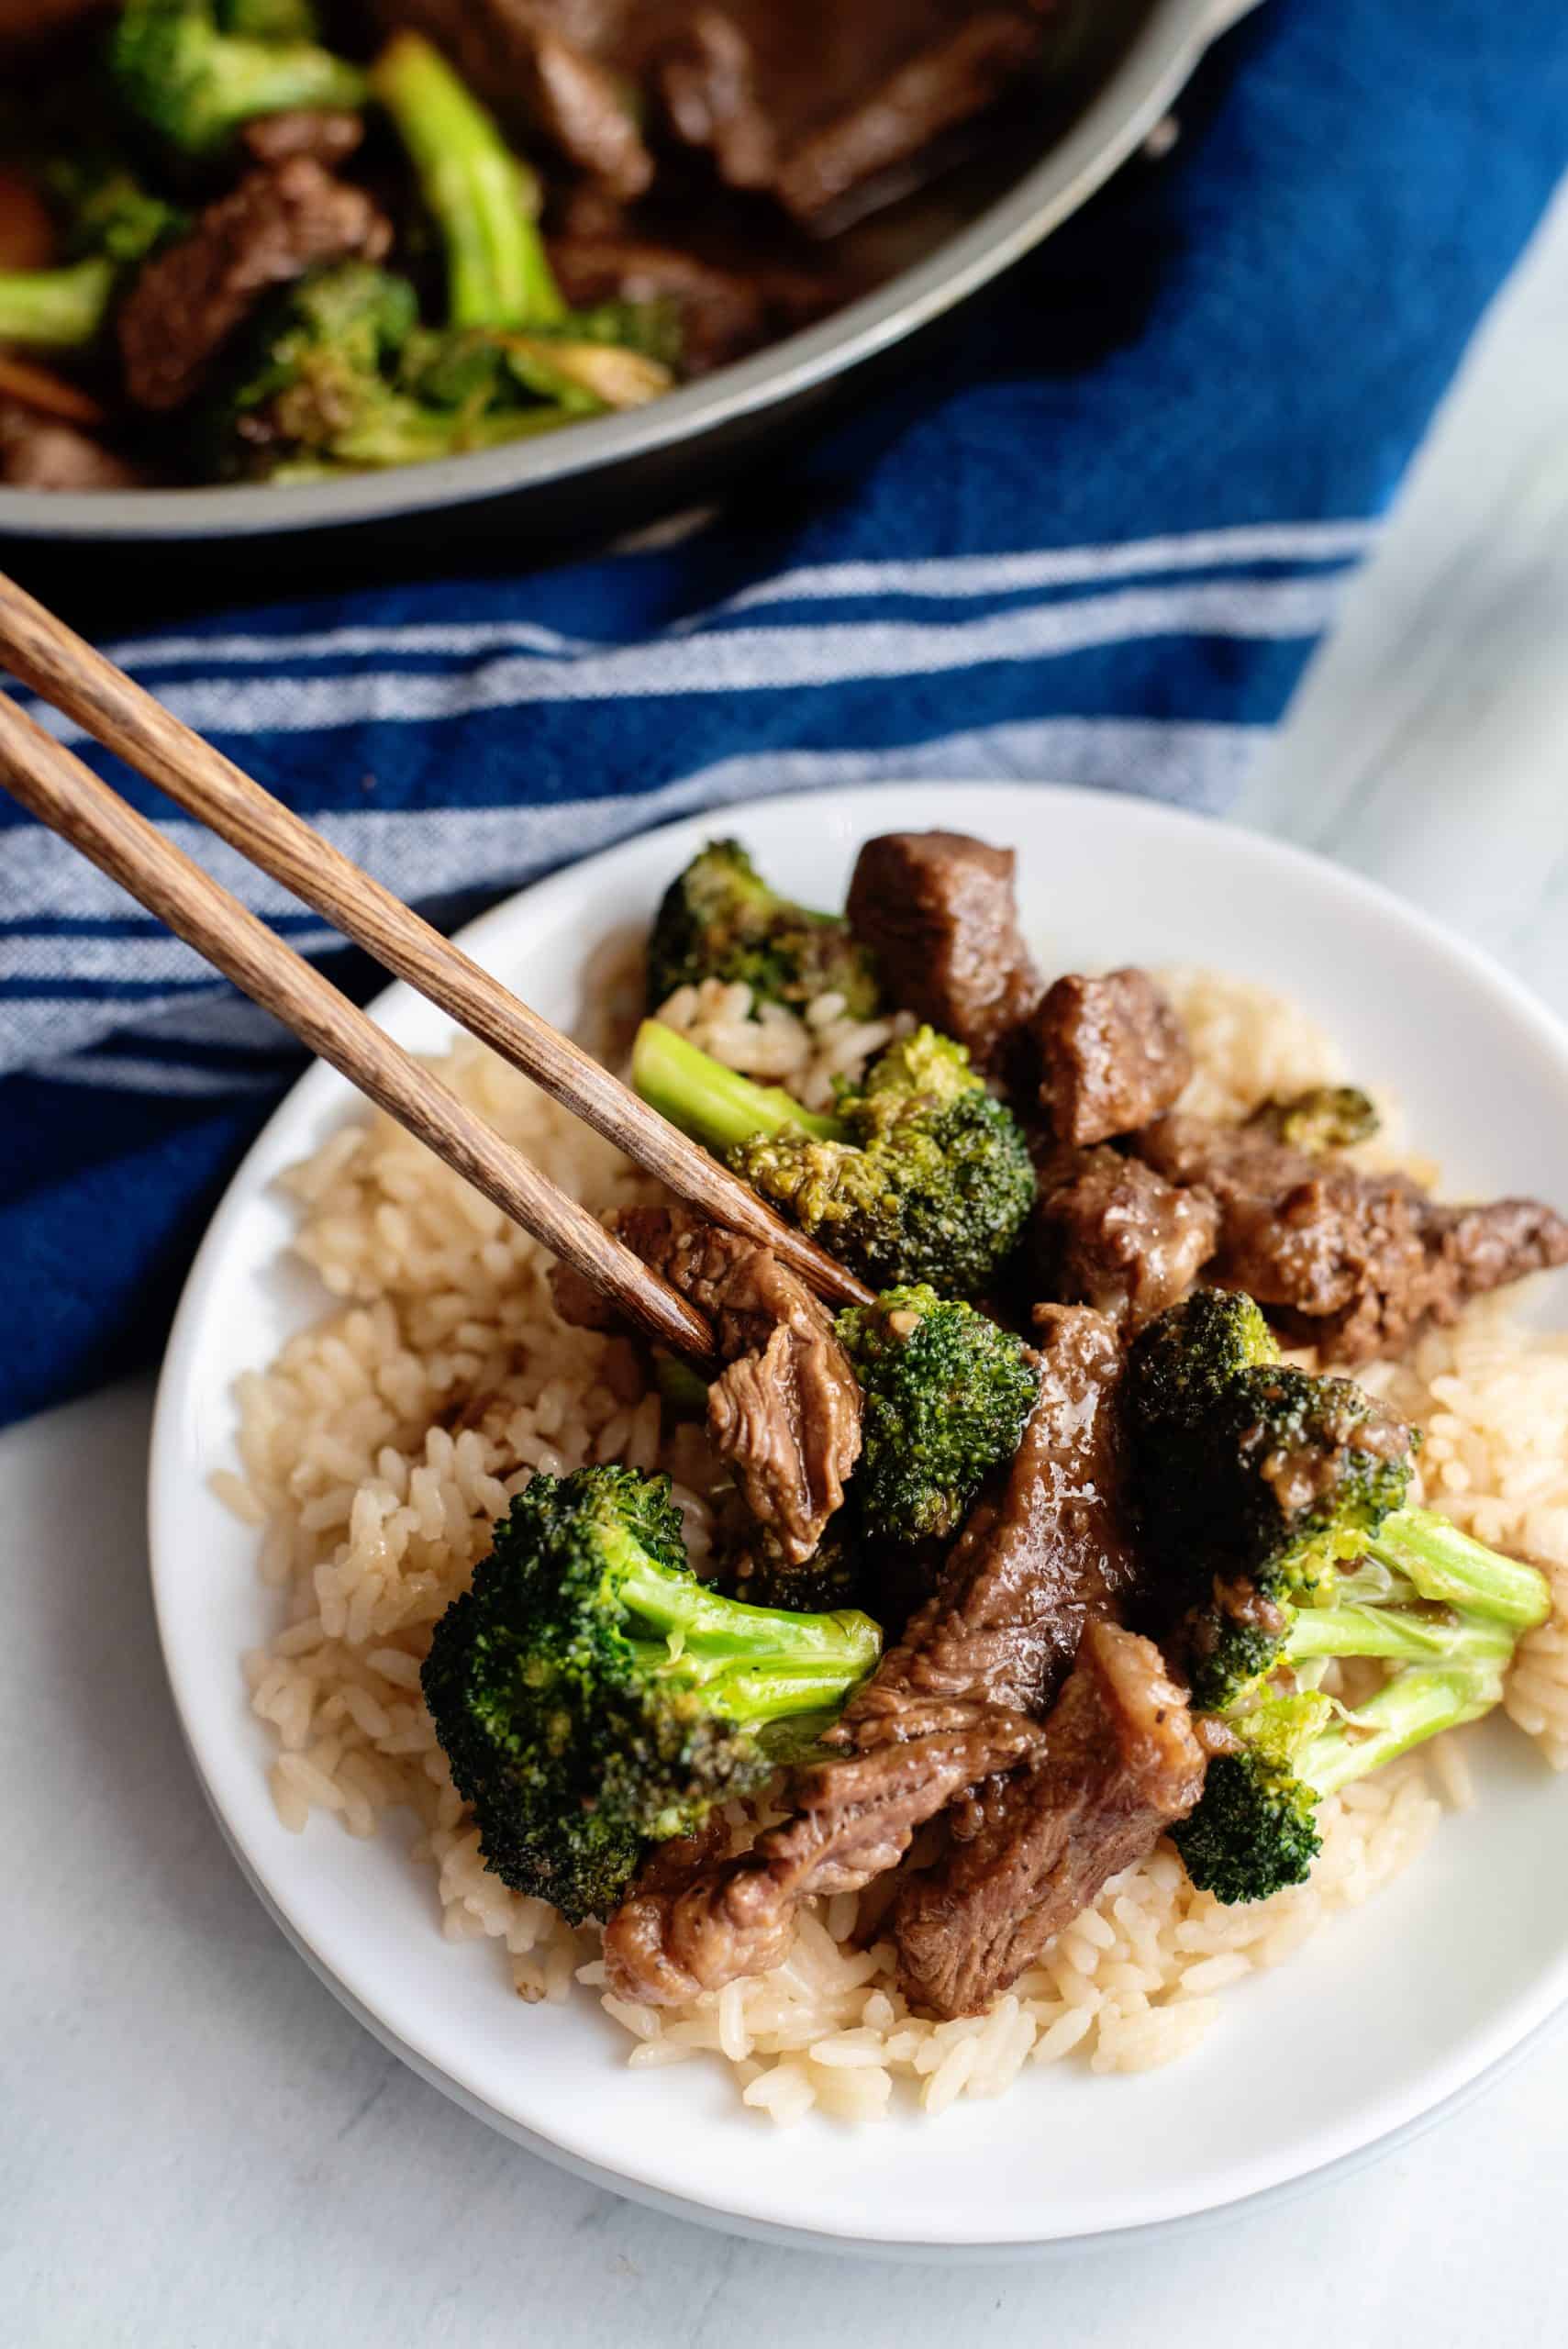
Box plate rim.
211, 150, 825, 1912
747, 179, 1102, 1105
147, 778, 1568, 2249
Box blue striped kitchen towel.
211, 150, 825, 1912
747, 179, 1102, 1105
3, 0, 1567, 1426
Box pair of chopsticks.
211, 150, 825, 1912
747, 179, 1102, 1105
0, 569, 873, 1356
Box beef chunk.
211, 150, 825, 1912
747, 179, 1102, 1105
651, 1, 1052, 225
1034, 969, 1193, 1146
602, 1302, 1140, 2005
117, 158, 392, 413
552, 1205, 861, 1564
1032, 1146, 1219, 1332
1136, 1113, 1568, 1364
0, 401, 142, 491
239, 110, 366, 168
846, 830, 1040, 1068
893, 1622, 1206, 2017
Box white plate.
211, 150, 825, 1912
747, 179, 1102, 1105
149, 782, 1568, 2254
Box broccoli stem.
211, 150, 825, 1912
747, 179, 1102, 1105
611, 1532, 878, 1672
1303, 1664, 1503, 1798
652, 1350, 711, 1419
1367, 1506, 1552, 1632
372, 32, 565, 330
1285, 1600, 1516, 1670
627, 1646, 875, 1722
0, 258, 114, 349
175, 35, 366, 145
631, 1018, 842, 1155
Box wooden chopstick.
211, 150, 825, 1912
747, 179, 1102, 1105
0, 567, 874, 1313
0, 688, 715, 1361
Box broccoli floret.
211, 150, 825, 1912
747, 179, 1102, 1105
420, 1464, 881, 1923
733, 1524, 868, 1616
206, 263, 606, 477
1248, 1085, 1379, 1152
1126, 1286, 1278, 1439
1177, 1506, 1550, 1901
1174, 1657, 1509, 1906
110, 0, 369, 158
836, 1284, 1039, 1544
1184, 1363, 1415, 1601
631, 1019, 1036, 1297
0, 258, 116, 350
0, 145, 189, 350
371, 31, 564, 331
1131, 1292, 1552, 1901
1132, 1288, 1553, 1714
647, 840, 881, 1019
42, 150, 186, 267
1129, 1290, 1418, 1704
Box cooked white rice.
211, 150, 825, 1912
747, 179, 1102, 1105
223, 964, 1568, 2121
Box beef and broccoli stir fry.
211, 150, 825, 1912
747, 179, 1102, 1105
415, 825, 1567, 2022
0, 0, 1068, 491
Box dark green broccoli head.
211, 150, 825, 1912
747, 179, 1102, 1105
1128, 1286, 1279, 1441
421, 1464, 880, 1923
208, 262, 419, 475
1131, 1289, 1414, 1705
732, 1522, 867, 1615
1181, 1593, 1294, 1713
1248, 1085, 1380, 1152
42, 150, 186, 265
1207, 1364, 1414, 1601
109, 0, 368, 159
836, 1284, 1040, 1544
1129, 1290, 1412, 1601
731, 1028, 1036, 1297
647, 839, 881, 1019
1172, 1693, 1329, 1903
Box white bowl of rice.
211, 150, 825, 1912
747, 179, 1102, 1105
148, 781, 1568, 2254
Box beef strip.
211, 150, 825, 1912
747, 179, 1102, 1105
602, 1302, 1140, 2005
892, 1621, 1207, 2017
1032, 1145, 1219, 1332
650, 0, 1052, 225
846, 830, 1040, 1069
551, 1205, 861, 1564
0, 401, 141, 490
239, 110, 366, 168
1135, 1112, 1568, 1364
1033, 969, 1193, 1146
117, 158, 392, 413
602, 1706, 1043, 2002
846, 1303, 1140, 1731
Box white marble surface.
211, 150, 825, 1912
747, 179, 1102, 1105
8, 178, 1568, 2349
